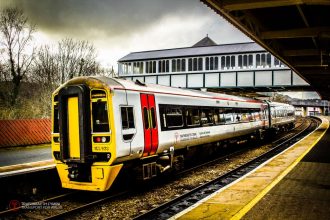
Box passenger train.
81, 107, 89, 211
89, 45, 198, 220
51, 76, 295, 191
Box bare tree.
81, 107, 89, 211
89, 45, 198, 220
57, 38, 99, 83
33, 45, 59, 87
0, 8, 35, 105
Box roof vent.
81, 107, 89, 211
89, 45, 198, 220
135, 79, 146, 86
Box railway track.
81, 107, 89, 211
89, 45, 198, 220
133, 117, 319, 220
1, 118, 315, 219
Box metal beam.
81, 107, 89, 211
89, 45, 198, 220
292, 60, 328, 67
220, 0, 330, 11
283, 49, 321, 56
261, 27, 330, 39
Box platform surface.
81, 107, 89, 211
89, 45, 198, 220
0, 144, 53, 177
243, 117, 330, 220
0, 144, 51, 166
173, 117, 329, 220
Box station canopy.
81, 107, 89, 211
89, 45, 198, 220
201, 0, 330, 100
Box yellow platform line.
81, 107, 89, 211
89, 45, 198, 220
175, 117, 329, 220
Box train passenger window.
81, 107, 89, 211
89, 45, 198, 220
214, 108, 226, 125
143, 108, 149, 129
166, 108, 183, 128
259, 111, 265, 120
186, 108, 200, 126
53, 104, 59, 133
233, 110, 241, 123
92, 101, 109, 132
224, 109, 234, 123
271, 108, 276, 119
121, 107, 135, 130
240, 110, 250, 123
201, 109, 213, 126
253, 111, 260, 121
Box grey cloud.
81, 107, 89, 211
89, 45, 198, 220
0, 0, 210, 39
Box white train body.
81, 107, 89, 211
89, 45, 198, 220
52, 76, 295, 191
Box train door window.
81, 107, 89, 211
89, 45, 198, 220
121, 107, 135, 130
53, 103, 59, 133
186, 108, 200, 127
150, 107, 157, 129
201, 108, 213, 126
92, 101, 110, 132
166, 107, 183, 128
143, 107, 149, 129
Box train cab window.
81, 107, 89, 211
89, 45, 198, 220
121, 107, 135, 129
201, 109, 213, 126
53, 104, 59, 133
186, 108, 200, 126
92, 101, 110, 132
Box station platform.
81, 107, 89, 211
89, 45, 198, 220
173, 116, 330, 220
0, 144, 54, 178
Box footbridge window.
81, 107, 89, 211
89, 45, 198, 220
205, 56, 219, 71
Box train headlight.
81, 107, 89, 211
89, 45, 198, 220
101, 137, 107, 143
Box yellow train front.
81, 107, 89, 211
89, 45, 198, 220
51, 77, 122, 191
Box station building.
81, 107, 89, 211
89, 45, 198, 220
118, 36, 308, 90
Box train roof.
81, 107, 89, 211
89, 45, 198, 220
91, 76, 263, 104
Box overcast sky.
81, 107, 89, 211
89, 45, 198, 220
0, 0, 250, 68
0, 0, 320, 99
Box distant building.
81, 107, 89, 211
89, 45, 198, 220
118, 36, 308, 89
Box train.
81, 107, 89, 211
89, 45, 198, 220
51, 76, 295, 191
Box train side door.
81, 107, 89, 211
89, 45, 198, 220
140, 94, 159, 157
